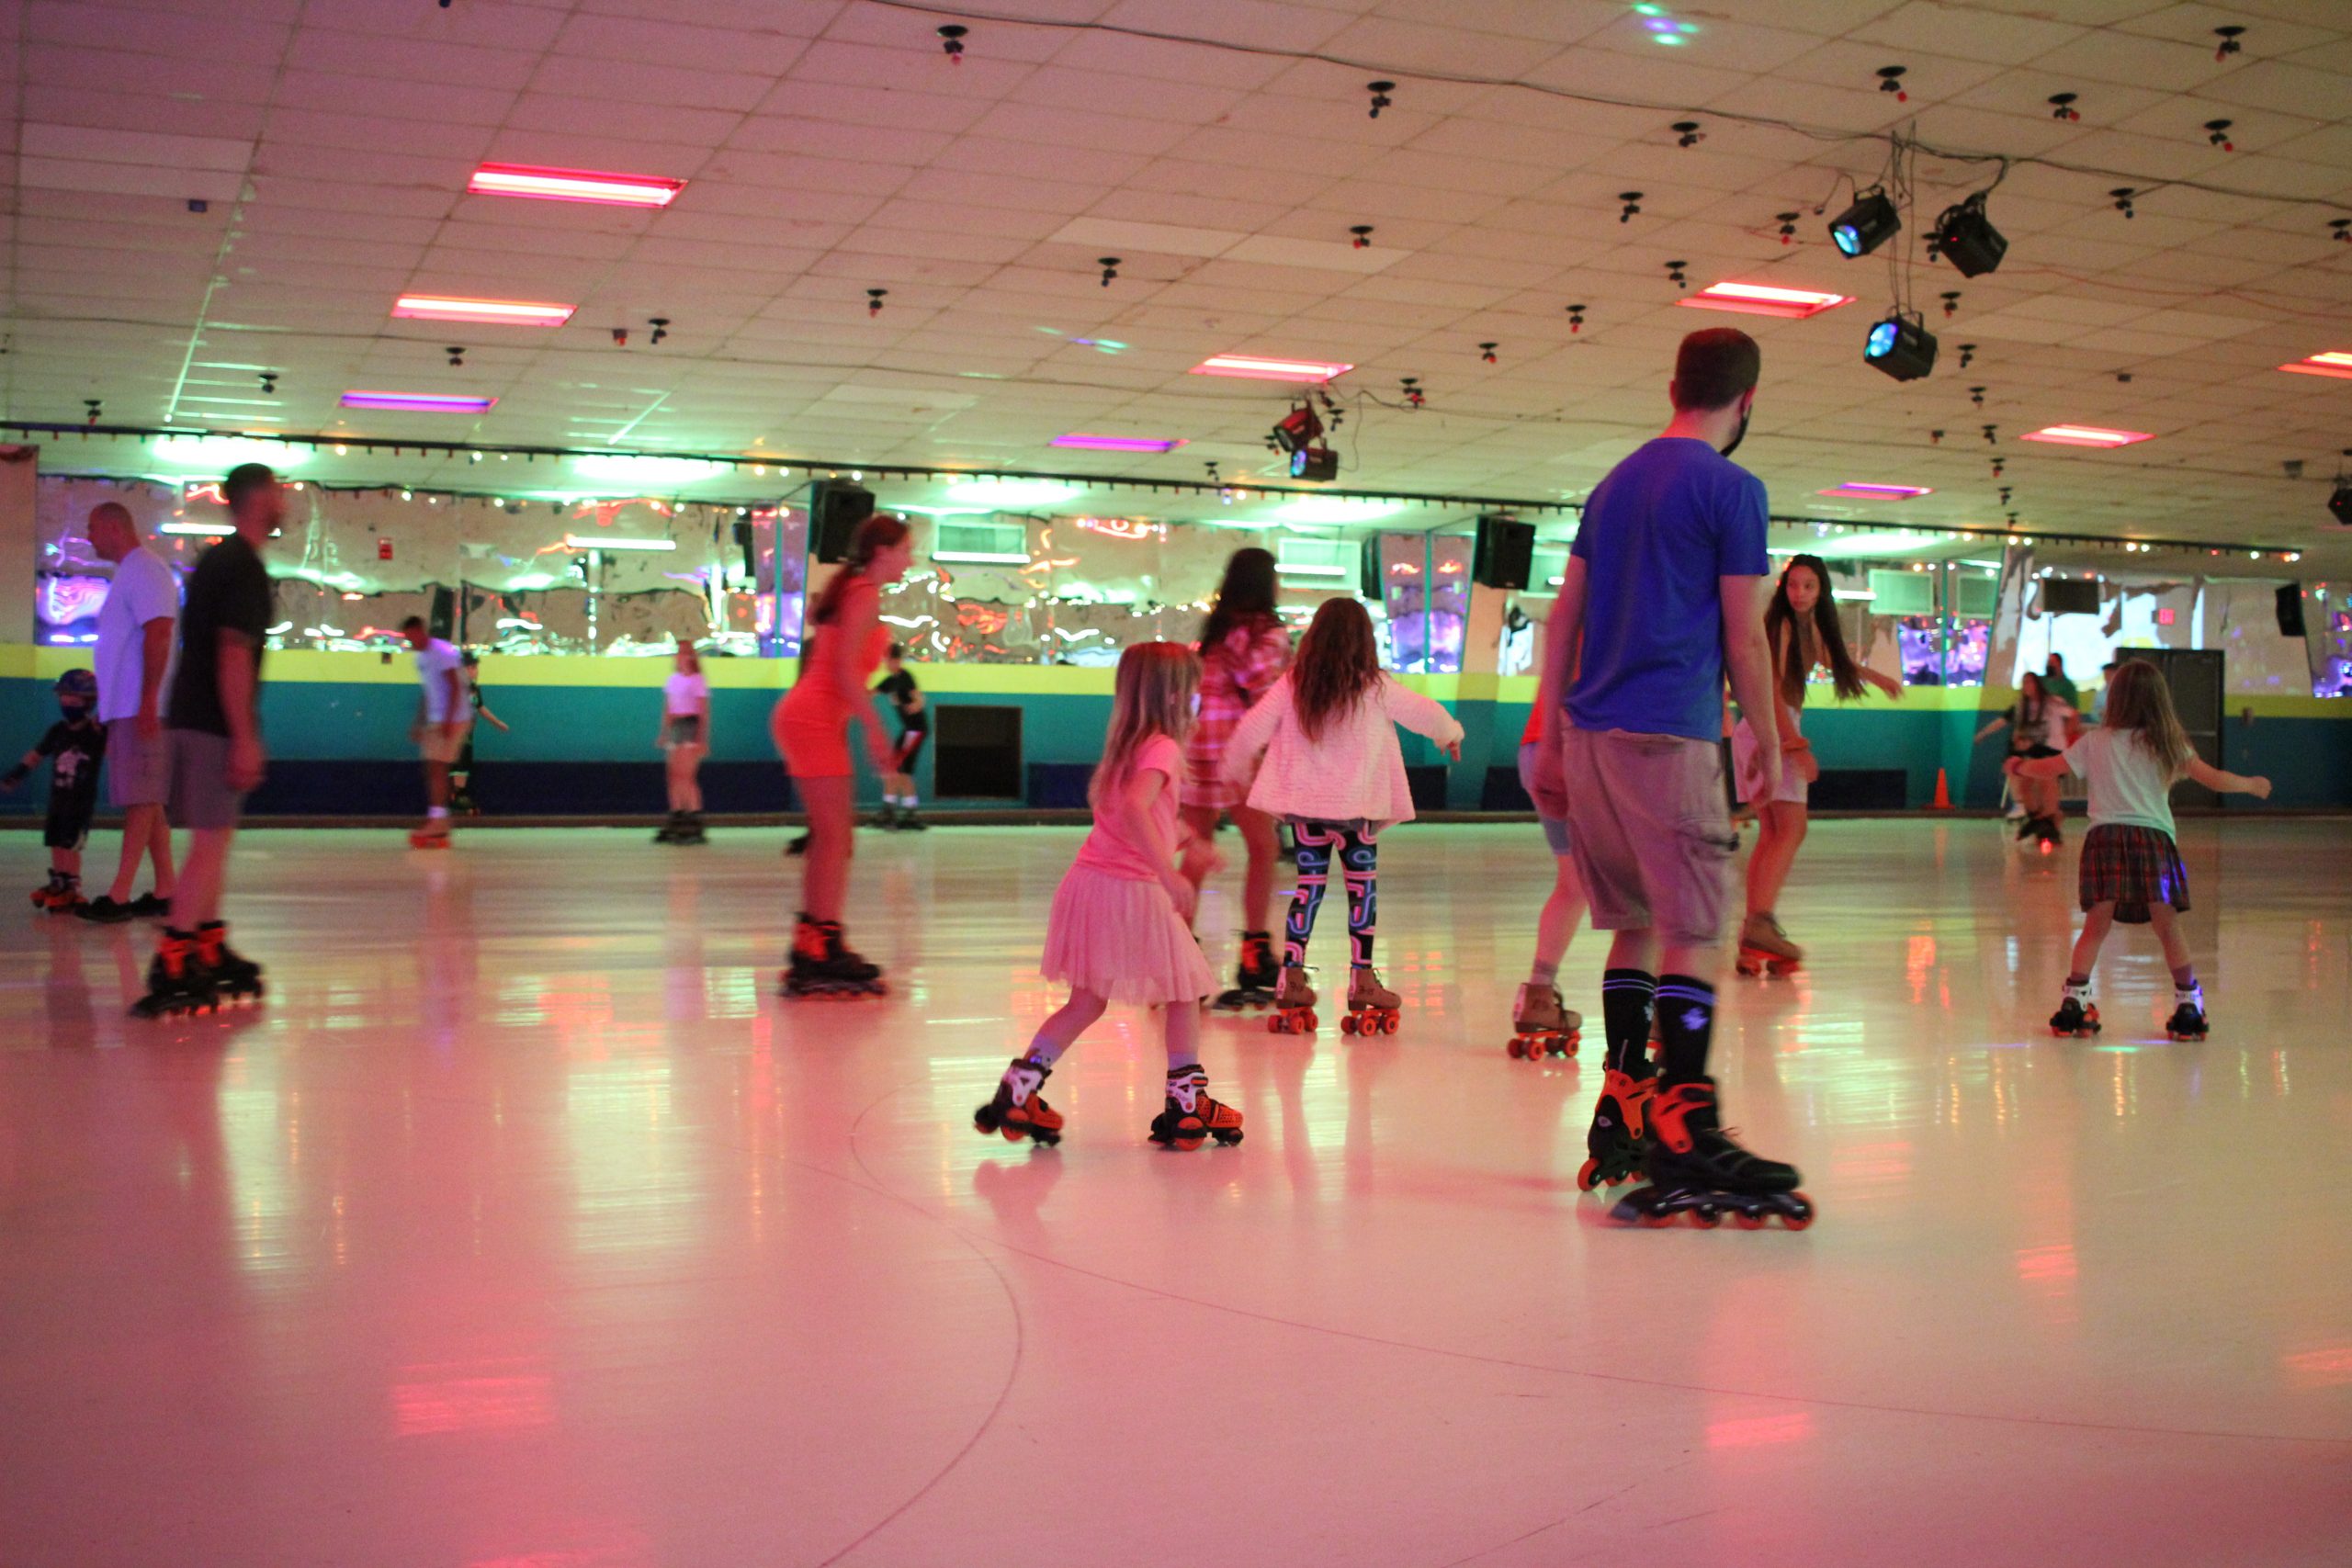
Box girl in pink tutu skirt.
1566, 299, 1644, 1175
973, 642, 1245, 1152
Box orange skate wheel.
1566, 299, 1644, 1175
1690, 1207, 1721, 1229
1575, 1157, 1601, 1191
1734, 1210, 1766, 1230
1340, 1013, 1358, 1035
1381, 1011, 1399, 1035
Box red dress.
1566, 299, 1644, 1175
774, 578, 888, 779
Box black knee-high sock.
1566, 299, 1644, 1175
1654, 975, 1716, 1086
1600, 968, 1657, 1077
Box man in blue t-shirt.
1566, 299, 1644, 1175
1534, 326, 1804, 1223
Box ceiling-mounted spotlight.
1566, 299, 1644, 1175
1566, 303, 1587, 334
1366, 80, 1395, 118
1983, 423, 1998, 445
1959, 343, 1976, 369
1401, 377, 1424, 409
866, 288, 888, 317
1671, 120, 1702, 149
85, 399, 101, 425
2212, 24, 2245, 61
1664, 258, 1687, 288
1929, 191, 2007, 276
447, 345, 465, 367
1876, 64, 1908, 101
1619, 191, 1644, 223
1479, 342, 1498, 364
1272, 404, 1323, 454
1999, 486, 2013, 507
2205, 118, 2235, 150
1291, 446, 1339, 482
937, 24, 967, 62
1098, 256, 1121, 287
2049, 92, 2080, 121
2332, 478, 2352, 525
1940, 290, 1962, 319
1863, 311, 1937, 380
648, 316, 669, 344
1991, 457, 2005, 479
1970, 385, 1986, 408
2110, 187, 2136, 219
258, 371, 278, 395
1775, 210, 1799, 244
1829, 186, 1901, 256
612, 327, 628, 346
1350, 224, 1374, 249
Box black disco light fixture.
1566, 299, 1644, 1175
1863, 312, 1937, 381
1291, 446, 1340, 482
1929, 192, 2007, 276
1829, 186, 1901, 257
2332, 475, 2352, 525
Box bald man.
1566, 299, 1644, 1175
79, 502, 180, 922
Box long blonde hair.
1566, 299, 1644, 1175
2101, 659, 2194, 778
1092, 642, 1200, 807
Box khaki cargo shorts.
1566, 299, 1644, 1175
1559, 726, 1737, 949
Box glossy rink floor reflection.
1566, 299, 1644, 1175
2, 820, 2347, 1567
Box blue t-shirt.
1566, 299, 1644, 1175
1566, 437, 1770, 743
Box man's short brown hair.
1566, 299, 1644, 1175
1670, 328, 1762, 412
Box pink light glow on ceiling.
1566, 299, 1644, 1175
1818, 482, 1932, 500
391, 295, 576, 327
468, 163, 685, 208
2018, 425, 2154, 447
1679, 281, 1853, 319
1189, 355, 1354, 383
2278, 351, 2352, 380
1051, 434, 1187, 453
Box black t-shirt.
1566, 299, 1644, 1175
36, 720, 106, 819
167, 534, 274, 736
876, 669, 927, 733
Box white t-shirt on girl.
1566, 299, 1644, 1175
665, 671, 707, 716
2062, 727, 2178, 838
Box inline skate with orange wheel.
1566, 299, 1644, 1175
1575, 1068, 1655, 1190
1608, 1077, 1813, 1229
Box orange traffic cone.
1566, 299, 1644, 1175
1931, 768, 1953, 809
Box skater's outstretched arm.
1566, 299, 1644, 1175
2184, 758, 2271, 799
1379, 676, 1464, 760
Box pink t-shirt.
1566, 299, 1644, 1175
1071, 733, 1182, 883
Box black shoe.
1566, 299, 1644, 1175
131, 892, 171, 918
785, 833, 810, 858
76, 896, 138, 924
897, 809, 927, 831
871, 807, 900, 829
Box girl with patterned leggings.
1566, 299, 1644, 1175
1221, 598, 1464, 1029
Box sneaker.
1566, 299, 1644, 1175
75, 896, 138, 924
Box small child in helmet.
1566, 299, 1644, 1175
4, 669, 108, 912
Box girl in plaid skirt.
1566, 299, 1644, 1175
2006, 660, 2269, 1041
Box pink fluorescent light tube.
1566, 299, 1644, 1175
392, 294, 576, 327
469, 163, 685, 208
1052, 434, 1187, 453
1190, 355, 1354, 382
341, 391, 498, 413
2018, 425, 2153, 447
1819, 482, 1931, 499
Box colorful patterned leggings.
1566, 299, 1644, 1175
1284, 820, 1377, 970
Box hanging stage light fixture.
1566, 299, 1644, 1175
1929, 191, 2007, 276
1863, 312, 1938, 381
1829, 186, 1901, 256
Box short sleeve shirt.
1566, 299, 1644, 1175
1071, 734, 1183, 882
876, 670, 926, 733
36, 721, 107, 819
664, 671, 708, 716
1567, 437, 1770, 743
95, 546, 180, 723
2062, 727, 2177, 837
415, 638, 466, 723
166, 533, 273, 737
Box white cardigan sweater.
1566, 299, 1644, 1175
1221, 673, 1464, 831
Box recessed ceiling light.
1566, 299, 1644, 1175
2278, 351, 2352, 380
468, 163, 685, 208
392, 295, 576, 327
1190, 355, 1354, 382
2018, 425, 2153, 447
1818, 482, 1931, 500
1051, 434, 1187, 453
340, 391, 498, 413
1679, 281, 1853, 319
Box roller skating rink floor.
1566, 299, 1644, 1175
2, 818, 2346, 1566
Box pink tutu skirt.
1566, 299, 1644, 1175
1041, 864, 1216, 1007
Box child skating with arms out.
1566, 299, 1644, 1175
1222, 597, 1464, 1035
2007, 659, 2268, 1041
975, 642, 1241, 1150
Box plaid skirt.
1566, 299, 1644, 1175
2079, 824, 2189, 925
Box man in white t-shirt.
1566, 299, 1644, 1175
401, 615, 469, 846
78, 503, 181, 922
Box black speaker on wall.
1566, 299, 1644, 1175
808, 479, 876, 563
428, 584, 456, 640
2276, 581, 2306, 637
1472, 514, 1536, 590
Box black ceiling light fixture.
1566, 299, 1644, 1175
2333, 451, 2352, 525
1863, 311, 1937, 381
937, 24, 967, 62
1829, 186, 1900, 256
85, 399, 102, 425
1940, 289, 1962, 318
2212, 25, 2245, 61
2110, 187, 2137, 219
1479, 342, 1498, 364
648, 317, 669, 344
1664, 258, 1687, 288
1959, 343, 1976, 368
1350, 224, 1374, 249
1776, 210, 1799, 244
447, 345, 465, 367
1097, 256, 1121, 287
1366, 80, 1395, 118
1619, 191, 1644, 223
2333, 218, 2351, 244
2049, 92, 2080, 121
1271, 403, 1322, 454
866, 288, 888, 317
258, 371, 278, 395
1401, 376, 1425, 408
1566, 303, 1587, 333
2205, 118, 2235, 150
1876, 64, 1908, 101
1671, 120, 1702, 148
1929, 191, 2007, 276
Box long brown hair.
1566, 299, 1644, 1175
2101, 659, 2193, 778
1291, 597, 1383, 743
1197, 547, 1278, 652
1092, 642, 1200, 807
810, 513, 910, 627
1764, 554, 1863, 705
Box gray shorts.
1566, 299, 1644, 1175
107, 718, 172, 808
1516, 742, 1570, 856
1560, 727, 1736, 948
167, 729, 248, 831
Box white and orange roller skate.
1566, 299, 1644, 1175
1735, 911, 1804, 978
1267, 963, 1317, 1035
1507, 981, 1582, 1060
1340, 965, 1400, 1036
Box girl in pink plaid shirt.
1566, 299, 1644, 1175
1180, 547, 1293, 1007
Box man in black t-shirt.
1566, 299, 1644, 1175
138, 463, 281, 1015
872, 643, 928, 830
